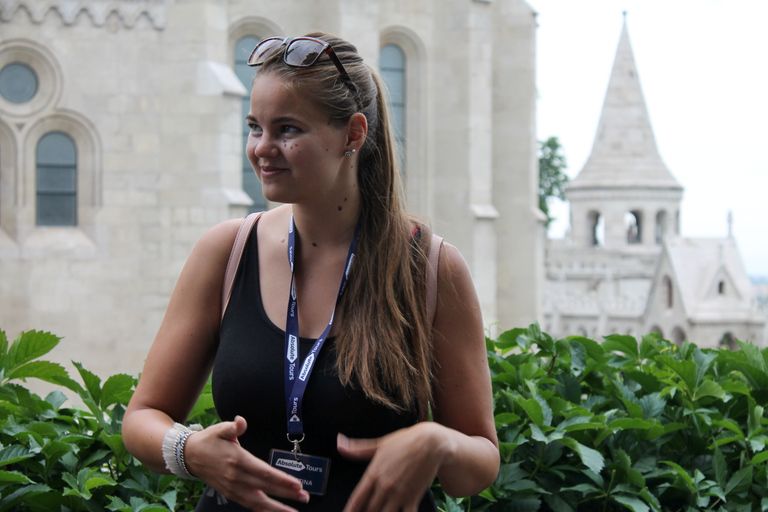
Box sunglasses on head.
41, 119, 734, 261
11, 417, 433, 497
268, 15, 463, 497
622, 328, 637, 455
248, 36, 357, 93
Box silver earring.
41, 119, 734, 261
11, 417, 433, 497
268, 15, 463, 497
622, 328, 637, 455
344, 148, 356, 158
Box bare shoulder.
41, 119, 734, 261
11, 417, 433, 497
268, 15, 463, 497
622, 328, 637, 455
435, 241, 478, 309
430, 241, 495, 443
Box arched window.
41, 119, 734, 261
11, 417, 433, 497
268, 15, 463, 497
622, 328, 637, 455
36, 131, 77, 226
650, 325, 664, 339
625, 210, 642, 244
671, 326, 686, 347
235, 36, 266, 213
655, 210, 667, 245
663, 275, 673, 308
588, 210, 604, 247
720, 332, 737, 350
379, 44, 406, 174
718, 281, 725, 295
0, 62, 38, 104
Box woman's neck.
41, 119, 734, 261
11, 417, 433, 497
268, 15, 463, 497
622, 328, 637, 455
290, 196, 361, 250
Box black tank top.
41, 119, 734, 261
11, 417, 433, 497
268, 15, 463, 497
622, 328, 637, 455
196, 225, 437, 511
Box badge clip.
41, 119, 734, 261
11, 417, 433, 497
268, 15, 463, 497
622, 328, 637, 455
287, 433, 305, 460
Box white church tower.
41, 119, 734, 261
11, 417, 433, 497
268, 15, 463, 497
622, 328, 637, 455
567, 17, 683, 252
544, 17, 765, 347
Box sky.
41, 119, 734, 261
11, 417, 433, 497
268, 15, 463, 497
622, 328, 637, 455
526, 0, 768, 278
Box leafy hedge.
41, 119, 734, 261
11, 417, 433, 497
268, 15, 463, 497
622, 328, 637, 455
2, 325, 768, 511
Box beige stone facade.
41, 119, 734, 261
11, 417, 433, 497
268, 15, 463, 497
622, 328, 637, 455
0, 0, 542, 379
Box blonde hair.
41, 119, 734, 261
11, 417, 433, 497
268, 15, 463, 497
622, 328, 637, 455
257, 32, 434, 418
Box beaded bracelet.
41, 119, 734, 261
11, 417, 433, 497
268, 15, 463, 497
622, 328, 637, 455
161, 422, 203, 479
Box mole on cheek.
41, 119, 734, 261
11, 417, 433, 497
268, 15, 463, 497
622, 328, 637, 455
338, 206, 343, 211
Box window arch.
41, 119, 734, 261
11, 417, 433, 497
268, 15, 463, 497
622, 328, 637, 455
380, 44, 406, 174
718, 281, 725, 295
655, 210, 667, 245
380, 27, 426, 213
234, 35, 266, 213
671, 326, 686, 347
663, 275, 673, 309
588, 210, 604, 247
625, 210, 642, 244
720, 332, 737, 350
24, 112, 101, 234
36, 132, 77, 226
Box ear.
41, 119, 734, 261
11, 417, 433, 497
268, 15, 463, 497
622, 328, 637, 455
345, 113, 368, 152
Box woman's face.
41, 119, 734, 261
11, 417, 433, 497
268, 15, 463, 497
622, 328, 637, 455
245, 72, 354, 206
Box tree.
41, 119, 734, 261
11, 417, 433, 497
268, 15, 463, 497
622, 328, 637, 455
538, 136, 569, 227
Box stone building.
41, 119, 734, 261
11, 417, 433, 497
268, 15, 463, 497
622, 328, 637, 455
0, 0, 542, 378
543, 20, 766, 347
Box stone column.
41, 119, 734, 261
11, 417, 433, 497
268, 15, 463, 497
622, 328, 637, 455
468, 0, 498, 331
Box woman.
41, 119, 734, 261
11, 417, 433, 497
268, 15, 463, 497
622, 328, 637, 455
122, 32, 499, 512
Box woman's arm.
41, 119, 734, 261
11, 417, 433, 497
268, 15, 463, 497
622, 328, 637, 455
122, 219, 310, 511
339, 242, 499, 511
429, 242, 499, 494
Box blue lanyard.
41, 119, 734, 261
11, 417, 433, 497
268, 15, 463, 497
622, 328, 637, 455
284, 214, 360, 442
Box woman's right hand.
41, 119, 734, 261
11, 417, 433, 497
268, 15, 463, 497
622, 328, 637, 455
184, 416, 310, 511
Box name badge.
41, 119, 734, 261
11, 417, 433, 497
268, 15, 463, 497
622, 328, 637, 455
269, 449, 331, 496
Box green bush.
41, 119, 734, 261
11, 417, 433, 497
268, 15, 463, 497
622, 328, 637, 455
2, 325, 768, 511
435, 324, 768, 512
0, 330, 215, 511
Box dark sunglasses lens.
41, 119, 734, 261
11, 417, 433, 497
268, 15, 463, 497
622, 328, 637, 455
249, 38, 284, 65
284, 40, 326, 67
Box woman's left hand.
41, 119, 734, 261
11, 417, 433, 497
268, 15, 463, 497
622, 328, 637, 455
338, 422, 451, 512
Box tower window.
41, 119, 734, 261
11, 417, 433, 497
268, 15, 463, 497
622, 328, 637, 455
36, 131, 77, 226
0, 62, 38, 104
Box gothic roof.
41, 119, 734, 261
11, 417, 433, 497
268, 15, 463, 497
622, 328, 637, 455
569, 20, 683, 192
662, 237, 759, 322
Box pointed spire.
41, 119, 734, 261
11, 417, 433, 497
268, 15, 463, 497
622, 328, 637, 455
570, 18, 682, 191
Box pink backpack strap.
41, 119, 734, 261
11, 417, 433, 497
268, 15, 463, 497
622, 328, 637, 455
426, 233, 444, 327
221, 212, 263, 321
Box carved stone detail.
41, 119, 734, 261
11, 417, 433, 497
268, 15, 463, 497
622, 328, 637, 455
0, 0, 168, 30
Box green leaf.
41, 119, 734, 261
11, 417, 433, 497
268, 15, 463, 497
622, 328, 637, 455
73, 362, 102, 405
494, 412, 520, 429
613, 495, 650, 512
0, 483, 51, 511
0, 445, 34, 467
724, 465, 752, 495
693, 379, 726, 401
107, 496, 131, 512
100, 431, 127, 459
662, 461, 694, 490
657, 357, 697, 395
5, 331, 61, 373
86, 472, 117, 490
713, 443, 727, 488
608, 418, 656, 431
602, 335, 639, 359
188, 392, 216, 420
515, 395, 545, 426
0, 330, 7, 358
100, 373, 134, 408
0, 470, 33, 484
496, 328, 528, 350
4, 360, 69, 384
556, 437, 605, 474
160, 490, 178, 511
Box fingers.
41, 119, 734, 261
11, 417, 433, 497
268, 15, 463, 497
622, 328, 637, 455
344, 472, 420, 512
183, 420, 310, 507
337, 433, 380, 461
